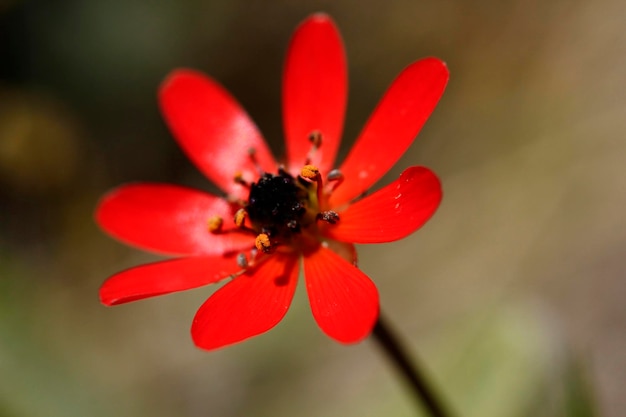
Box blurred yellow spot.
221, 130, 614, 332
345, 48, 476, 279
300, 164, 320, 180
234, 208, 247, 228
207, 216, 223, 233
255, 233, 271, 253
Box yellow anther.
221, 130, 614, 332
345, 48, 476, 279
207, 215, 224, 233
255, 233, 272, 253
300, 164, 320, 180
234, 208, 247, 228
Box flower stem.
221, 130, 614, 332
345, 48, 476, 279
372, 313, 454, 417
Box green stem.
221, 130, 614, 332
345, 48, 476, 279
372, 313, 454, 417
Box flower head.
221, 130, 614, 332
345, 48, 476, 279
96, 13, 449, 350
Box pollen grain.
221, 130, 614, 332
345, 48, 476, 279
234, 208, 247, 228
207, 215, 224, 233
255, 233, 272, 253
300, 164, 320, 180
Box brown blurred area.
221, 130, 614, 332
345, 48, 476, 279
1, 0, 624, 416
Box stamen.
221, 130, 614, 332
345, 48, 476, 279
325, 169, 344, 194
255, 233, 272, 253
317, 210, 340, 224
233, 171, 249, 187
277, 165, 289, 177
309, 130, 322, 148
237, 253, 248, 269
234, 208, 247, 228
299, 164, 325, 208
207, 216, 224, 233
304, 131, 323, 165
300, 164, 320, 181
327, 169, 343, 181
247, 147, 264, 176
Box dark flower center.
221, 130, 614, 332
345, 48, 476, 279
246, 170, 309, 237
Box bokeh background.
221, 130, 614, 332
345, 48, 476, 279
1, 0, 623, 416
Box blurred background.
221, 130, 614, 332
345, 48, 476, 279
1, 0, 624, 416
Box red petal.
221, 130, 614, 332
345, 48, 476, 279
96, 183, 253, 256
159, 70, 276, 199
304, 245, 379, 343
324, 167, 441, 243
329, 58, 449, 207
100, 255, 240, 306
191, 252, 299, 350
283, 13, 347, 175
323, 239, 358, 266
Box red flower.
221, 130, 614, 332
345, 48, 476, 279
96, 13, 449, 350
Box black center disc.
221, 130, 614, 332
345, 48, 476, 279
246, 172, 306, 236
